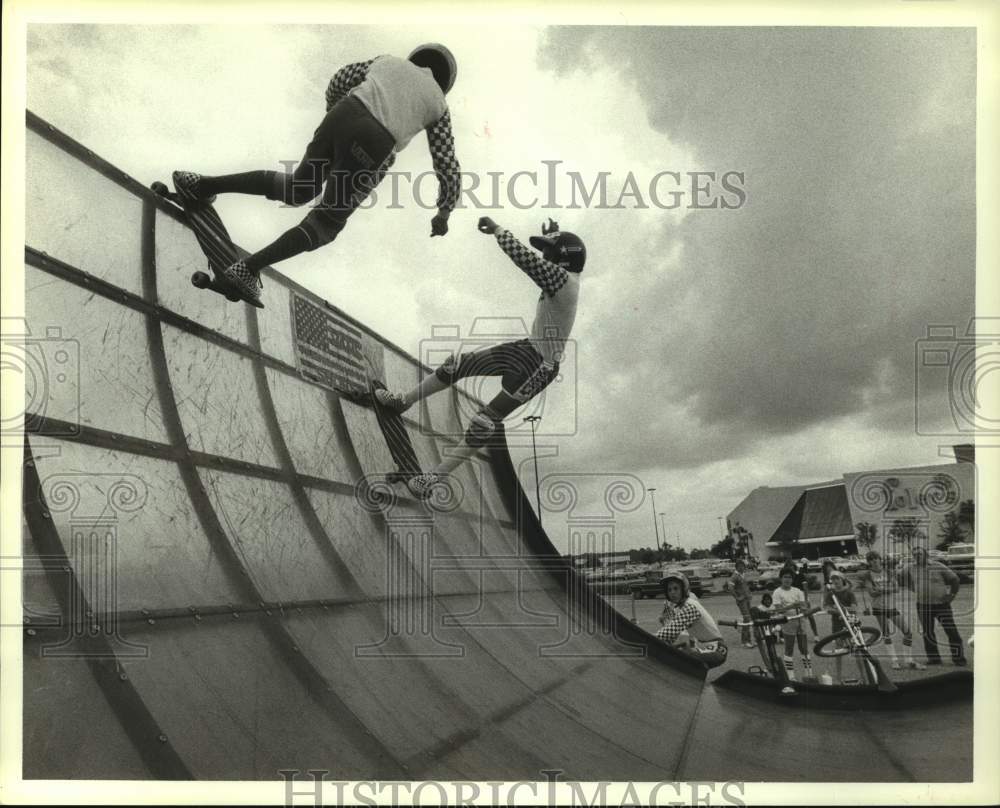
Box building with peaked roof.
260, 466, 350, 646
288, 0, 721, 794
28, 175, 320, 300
726, 446, 976, 562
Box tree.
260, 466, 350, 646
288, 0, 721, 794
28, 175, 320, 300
855, 521, 877, 552
959, 499, 974, 534
689, 548, 712, 560
936, 512, 966, 549
710, 535, 736, 559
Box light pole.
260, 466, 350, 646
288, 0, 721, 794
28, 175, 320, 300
647, 488, 659, 547
524, 416, 542, 528
659, 513, 667, 550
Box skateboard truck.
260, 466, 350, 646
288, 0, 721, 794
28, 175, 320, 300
150, 178, 263, 308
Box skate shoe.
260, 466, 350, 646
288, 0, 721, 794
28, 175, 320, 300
375, 388, 411, 413
220, 259, 263, 303
172, 170, 217, 204
406, 472, 442, 500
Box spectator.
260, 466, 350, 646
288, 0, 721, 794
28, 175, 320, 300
783, 560, 819, 637
898, 546, 966, 666
856, 550, 924, 671
725, 559, 756, 648
771, 570, 815, 682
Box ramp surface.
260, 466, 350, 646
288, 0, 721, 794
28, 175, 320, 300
20, 111, 971, 782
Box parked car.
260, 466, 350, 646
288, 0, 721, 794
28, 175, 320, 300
941, 542, 975, 582
630, 567, 706, 599
837, 557, 867, 573
749, 564, 784, 591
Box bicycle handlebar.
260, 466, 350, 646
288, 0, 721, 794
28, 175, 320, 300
721, 605, 821, 629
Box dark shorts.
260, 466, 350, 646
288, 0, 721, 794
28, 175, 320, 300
284, 96, 396, 226
439, 339, 559, 420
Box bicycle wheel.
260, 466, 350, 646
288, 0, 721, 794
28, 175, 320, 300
813, 626, 881, 658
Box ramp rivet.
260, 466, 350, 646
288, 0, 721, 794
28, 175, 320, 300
26, 628, 36, 637
119, 672, 127, 681
158, 734, 167, 743
147, 618, 155, 625
24, 616, 31, 624
232, 612, 240, 619
141, 609, 150, 617
42, 511, 51, 519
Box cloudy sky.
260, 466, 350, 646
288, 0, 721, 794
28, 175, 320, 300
24, 21, 978, 554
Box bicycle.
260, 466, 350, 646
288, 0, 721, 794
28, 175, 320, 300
720, 606, 821, 696
813, 589, 898, 693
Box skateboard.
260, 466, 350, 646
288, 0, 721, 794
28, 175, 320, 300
368, 379, 424, 489
151, 176, 264, 308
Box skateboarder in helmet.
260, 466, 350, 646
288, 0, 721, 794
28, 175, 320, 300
376, 216, 585, 499
655, 573, 728, 668
172, 43, 461, 305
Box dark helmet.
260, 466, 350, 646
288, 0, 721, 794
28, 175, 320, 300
529, 218, 587, 273
408, 43, 457, 94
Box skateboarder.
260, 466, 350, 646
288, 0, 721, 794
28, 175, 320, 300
655, 573, 728, 668
172, 43, 461, 305
376, 216, 585, 499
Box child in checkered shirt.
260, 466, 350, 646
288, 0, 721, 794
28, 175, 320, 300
377, 216, 586, 499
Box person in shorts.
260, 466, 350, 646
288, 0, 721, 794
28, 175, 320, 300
771, 570, 815, 682
172, 45, 461, 304
856, 550, 924, 671
377, 216, 585, 498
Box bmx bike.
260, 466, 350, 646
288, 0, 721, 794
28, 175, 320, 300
812, 589, 898, 693
719, 606, 821, 696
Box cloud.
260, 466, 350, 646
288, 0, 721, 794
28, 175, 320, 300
535, 26, 976, 473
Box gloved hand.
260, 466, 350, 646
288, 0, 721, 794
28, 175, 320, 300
431, 211, 449, 237
477, 216, 499, 235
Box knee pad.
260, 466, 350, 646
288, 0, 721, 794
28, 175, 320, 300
301, 209, 347, 250
464, 410, 497, 448
435, 353, 460, 384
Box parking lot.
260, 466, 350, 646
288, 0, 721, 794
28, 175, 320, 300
604, 577, 978, 683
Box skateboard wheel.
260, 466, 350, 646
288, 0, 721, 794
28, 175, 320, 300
225, 293, 241, 303
151, 181, 169, 194
191, 271, 210, 289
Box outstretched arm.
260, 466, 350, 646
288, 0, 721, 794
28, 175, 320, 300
326, 59, 375, 111
427, 111, 461, 236
477, 217, 569, 295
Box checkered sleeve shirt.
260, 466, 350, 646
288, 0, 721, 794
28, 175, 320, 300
325, 59, 375, 111
495, 230, 569, 296
655, 601, 702, 645
427, 110, 461, 212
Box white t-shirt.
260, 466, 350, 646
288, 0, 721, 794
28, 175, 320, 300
770, 586, 807, 627
352, 55, 447, 149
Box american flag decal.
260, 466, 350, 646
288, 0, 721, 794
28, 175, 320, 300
291, 292, 367, 393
